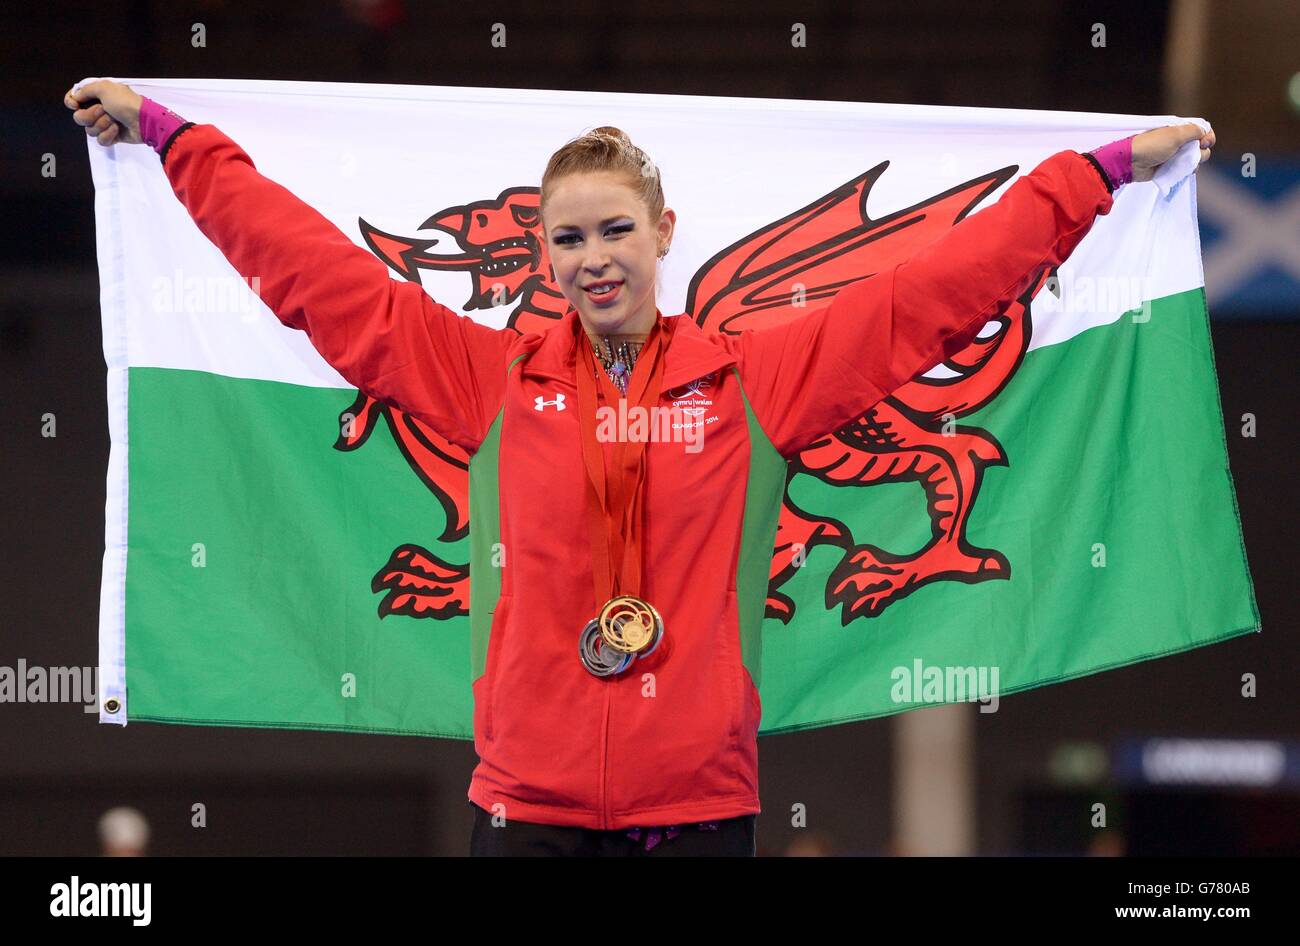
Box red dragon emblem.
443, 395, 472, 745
339, 158, 1058, 623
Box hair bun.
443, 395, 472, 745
589, 125, 631, 144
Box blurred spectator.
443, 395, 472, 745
784, 831, 838, 856
342, 0, 406, 30
1086, 829, 1127, 857
98, 806, 150, 857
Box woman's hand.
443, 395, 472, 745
1131, 122, 1215, 182
64, 79, 144, 146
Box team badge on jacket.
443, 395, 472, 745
667, 372, 719, 425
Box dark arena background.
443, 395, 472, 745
1, 0, 1295, 876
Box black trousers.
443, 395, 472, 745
468, 801, 756, 857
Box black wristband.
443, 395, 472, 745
159, 121, 196, 167
1079, 151, 1115, 195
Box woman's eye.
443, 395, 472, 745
555, 224, 633, 247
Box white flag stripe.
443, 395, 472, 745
91, 76, 1204, 392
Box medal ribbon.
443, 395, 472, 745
575, 318, 666, 614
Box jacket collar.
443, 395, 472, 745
520, 306, 736, 392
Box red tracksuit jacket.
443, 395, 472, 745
157, 122, 1114, 829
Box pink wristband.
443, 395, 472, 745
139, 95, 188, 152
1088, 135, 1135, 189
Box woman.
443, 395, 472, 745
67, 79, 1213, 857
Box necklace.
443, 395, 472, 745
590, 336, 645, 394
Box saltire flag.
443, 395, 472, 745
89, 78, 1260, 736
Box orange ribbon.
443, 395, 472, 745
574, 319, 666, 614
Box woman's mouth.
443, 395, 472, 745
584, 281, 623, 305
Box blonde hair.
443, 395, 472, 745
540, 126, 666, 243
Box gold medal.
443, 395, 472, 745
597, 595, 663, 655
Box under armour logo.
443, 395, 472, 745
534, 393, 566, 412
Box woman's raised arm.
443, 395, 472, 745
729, 124, 1212, 459
66, 79, 516, 453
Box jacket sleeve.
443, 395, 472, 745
731, 149, 1116, 458
158, 122, 515, 453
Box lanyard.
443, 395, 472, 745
574, 319, 666, 614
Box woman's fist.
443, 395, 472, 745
1131, 122, 1215, 183
65, 79, 143, 147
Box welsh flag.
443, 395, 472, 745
90, 78, 1259, 736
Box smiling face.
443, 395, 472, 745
542, 170, 675, 337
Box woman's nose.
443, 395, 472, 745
583, 254, 610, 273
